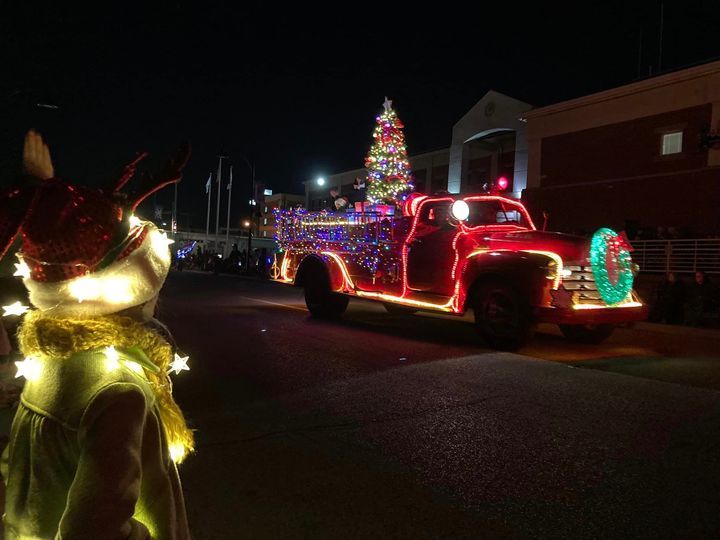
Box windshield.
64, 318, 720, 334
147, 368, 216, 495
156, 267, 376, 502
466, 200, 530, 228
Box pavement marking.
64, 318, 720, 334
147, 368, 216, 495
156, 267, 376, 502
236, 295, 307, 312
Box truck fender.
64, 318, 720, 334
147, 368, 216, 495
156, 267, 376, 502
460, 251, 556, 312
294, 254, 347, 292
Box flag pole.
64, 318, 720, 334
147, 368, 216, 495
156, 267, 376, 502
225, 165, 233, 257
215, 156, 225, 251
205, 172, 213, 240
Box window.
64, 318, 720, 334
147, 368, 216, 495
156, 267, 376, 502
263, 218, 268, 225
264, 206, 268, 213
662, 131, 683, 155
467, 201, 530, 228
419, 202, 452, 227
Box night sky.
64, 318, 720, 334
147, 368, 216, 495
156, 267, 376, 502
2, 1, 720, 228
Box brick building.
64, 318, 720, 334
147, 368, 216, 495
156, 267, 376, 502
304, 63, 720, 237
522, 60, 720, 236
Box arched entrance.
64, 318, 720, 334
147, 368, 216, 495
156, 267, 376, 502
463, 129, 516, 192
447, 91, 532, 197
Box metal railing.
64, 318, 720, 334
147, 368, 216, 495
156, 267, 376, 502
631, 239, 720, 275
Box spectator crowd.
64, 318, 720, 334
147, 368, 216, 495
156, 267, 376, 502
649, 270, 720, 327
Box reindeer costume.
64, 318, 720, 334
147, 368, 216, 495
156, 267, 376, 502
0, 132, 193, 539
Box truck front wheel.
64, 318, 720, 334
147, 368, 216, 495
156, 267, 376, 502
304, 272, 349, 319
559, 324, 614, 344
473, 281, 532, 351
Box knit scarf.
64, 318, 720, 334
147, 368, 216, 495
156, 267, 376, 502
17, 311, 194, 462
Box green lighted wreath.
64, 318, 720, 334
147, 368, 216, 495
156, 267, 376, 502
590, 228, 634, 305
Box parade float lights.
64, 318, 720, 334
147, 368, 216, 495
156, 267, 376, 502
274, 193, 641, 313
590, 227, 635, 305
365, 97, 414, 205
275, 193, 556, 314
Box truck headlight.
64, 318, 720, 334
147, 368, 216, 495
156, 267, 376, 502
451, 200, 469, 221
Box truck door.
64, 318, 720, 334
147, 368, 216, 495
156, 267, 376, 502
405, 201, 457, 295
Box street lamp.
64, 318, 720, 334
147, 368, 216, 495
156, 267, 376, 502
317, 177, 325, 186
243, 220, 251, 228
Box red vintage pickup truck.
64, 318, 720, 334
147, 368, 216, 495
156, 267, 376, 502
271, 193, 647, 349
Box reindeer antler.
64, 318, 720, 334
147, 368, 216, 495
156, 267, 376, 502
114, 152, 149, 193
0, 186, 33, 260
125, 143, 191, 211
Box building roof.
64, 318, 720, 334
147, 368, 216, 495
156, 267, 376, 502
524, 59, 720, 119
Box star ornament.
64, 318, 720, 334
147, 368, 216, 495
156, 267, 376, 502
13, 261, 31, 279
383, 96, 392, 112
2, 301, 30, 317
168, 353, 190, 375
161, 232, 175, 246
15, 357, 42, 380
550, 286, 575, 309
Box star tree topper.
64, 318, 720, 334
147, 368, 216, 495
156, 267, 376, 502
383, 96, 392, 112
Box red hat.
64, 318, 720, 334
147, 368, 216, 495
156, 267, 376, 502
1, 143, 190, 316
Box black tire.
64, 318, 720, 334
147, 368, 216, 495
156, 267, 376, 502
304, 271, 349, 319
559, 324, 614, 344
383, 303, 417, 315
473, 281, 533, 351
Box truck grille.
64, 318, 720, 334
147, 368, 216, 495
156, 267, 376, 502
562, 264, 603, 305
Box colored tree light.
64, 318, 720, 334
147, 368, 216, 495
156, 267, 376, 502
497, 177, 509, 190
365, 97, 414, 205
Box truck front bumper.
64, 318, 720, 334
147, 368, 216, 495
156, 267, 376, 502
536, 303, 648, 325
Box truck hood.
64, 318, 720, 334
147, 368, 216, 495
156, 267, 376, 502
484, 230, 590, 263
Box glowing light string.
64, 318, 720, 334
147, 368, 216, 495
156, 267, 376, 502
590, 228, 634, 305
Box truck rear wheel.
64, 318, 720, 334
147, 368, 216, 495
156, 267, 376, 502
559, 324, 614, 344
304, 271, 349, 319
473, 281, 532, 351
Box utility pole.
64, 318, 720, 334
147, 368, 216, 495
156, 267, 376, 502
215, 155, 226, 251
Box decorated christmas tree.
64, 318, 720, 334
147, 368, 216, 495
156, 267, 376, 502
365, 97, 414, 205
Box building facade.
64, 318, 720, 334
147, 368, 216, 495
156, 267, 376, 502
304, 91, 532, 207
257, 192, 305, 239
523, 61, 720, 236
305, 64, 720, 237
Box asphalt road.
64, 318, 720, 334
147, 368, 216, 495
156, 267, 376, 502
162, 271, 720, 539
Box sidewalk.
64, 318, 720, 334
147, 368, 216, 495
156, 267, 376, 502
634, 321, 720, 339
